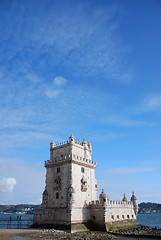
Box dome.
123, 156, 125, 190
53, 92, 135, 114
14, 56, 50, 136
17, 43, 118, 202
122, 194, 128, 202
131, 191, 137, 201
50, 140, 56, 148
69, 133, 75, 143
99, 189, 108, 200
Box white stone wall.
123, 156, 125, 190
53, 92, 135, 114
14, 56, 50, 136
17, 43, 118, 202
71, 163, 97, 207
71, 206, 91, 223
89, 200, 136, 226
105, 202, 136, 223
51, 144, 70, 160
46, 162, 70, 208
50, 138, 92, 162
72, 142, 92, 160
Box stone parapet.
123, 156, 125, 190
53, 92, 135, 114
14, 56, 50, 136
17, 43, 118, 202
45, 154, 96, 168
51, 141, 91, 150
107, 200, 133, 207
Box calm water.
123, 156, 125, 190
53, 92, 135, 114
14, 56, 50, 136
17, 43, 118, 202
0, 213, 161, 240
0, 213, 33, 229
137, 213, 161, 228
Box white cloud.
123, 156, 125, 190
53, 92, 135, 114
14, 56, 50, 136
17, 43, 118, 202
46, 89, 62, 98
53, 76, 67, 87
0, 178, 16, 193
0, 158, 45, 204
103, 115, 147, 127
142, 94, 161, 112
109, 167, 154, 174
46, 76, 67, 98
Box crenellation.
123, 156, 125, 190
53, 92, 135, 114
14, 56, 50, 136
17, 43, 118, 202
47, 152, 97, 168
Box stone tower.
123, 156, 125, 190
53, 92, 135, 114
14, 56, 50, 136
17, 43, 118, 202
131, 191, 139, 215
34, 134, 97, 228
34, 134, 138, 231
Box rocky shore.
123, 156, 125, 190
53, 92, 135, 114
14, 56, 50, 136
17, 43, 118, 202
109, 225, 161, 238
28, 225, 161, 239
1, 225, 161, 240
29, 229, 117, 240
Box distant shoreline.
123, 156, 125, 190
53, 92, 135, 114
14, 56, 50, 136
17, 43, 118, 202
1, 202, 161, 215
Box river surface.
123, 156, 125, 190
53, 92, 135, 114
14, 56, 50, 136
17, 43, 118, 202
0, 213, 33, 229
0, 213, 161, 240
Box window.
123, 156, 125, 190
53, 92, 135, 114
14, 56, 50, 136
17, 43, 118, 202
127, 215, 129, 219
81, 167, 84, 173
56, 178, 61, 184
111, 215, 114, 220
122, 215, 124, 219
57, 167, 60, 173
56, 192, 59, 199
132, 215, 134, 218
117, 215, 119, 219
95, 184, 97, 188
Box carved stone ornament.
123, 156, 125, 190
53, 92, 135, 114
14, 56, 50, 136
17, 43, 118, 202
54, 176, 61, 190
81, 176, 87, 192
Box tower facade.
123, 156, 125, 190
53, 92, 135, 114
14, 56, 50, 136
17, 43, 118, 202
34, 134, 138, 231
34, 134, 97, 227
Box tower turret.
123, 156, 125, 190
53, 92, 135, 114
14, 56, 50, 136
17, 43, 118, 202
82, 138, 88, 159
50, 140, 56, 159
69, 133, 75, 144
122, 193, 128, 202
99, 189, 109, 207
131, 191, 138, 215
69, 133, 75, 156
88, 141, 92, 157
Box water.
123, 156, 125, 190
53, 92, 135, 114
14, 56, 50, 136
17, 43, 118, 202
1, 213, 161, 229
137, 213, 161, 228
0, 213, 161, 239
0, 213, 33, 229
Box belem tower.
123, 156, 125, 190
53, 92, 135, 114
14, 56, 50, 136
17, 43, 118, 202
34, 134, 138, 231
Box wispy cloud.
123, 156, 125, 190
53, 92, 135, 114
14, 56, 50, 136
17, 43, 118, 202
109, 167, 154, 174
46, 89, 62, 98
46, 76, 67, 98
53, 76, 67, 87
133, 93, 161, 115
0, 178, 16, 193
103, 115, 147, 128
142, 94, 161, 112
0, 1, 133, 83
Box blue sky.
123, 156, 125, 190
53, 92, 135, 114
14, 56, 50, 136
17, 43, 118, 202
0, 0, 161, 204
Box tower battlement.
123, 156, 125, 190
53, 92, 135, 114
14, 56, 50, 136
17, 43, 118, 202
51, 140, 91, 149
45, 154, 96, 168
49, 134, 94, 167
